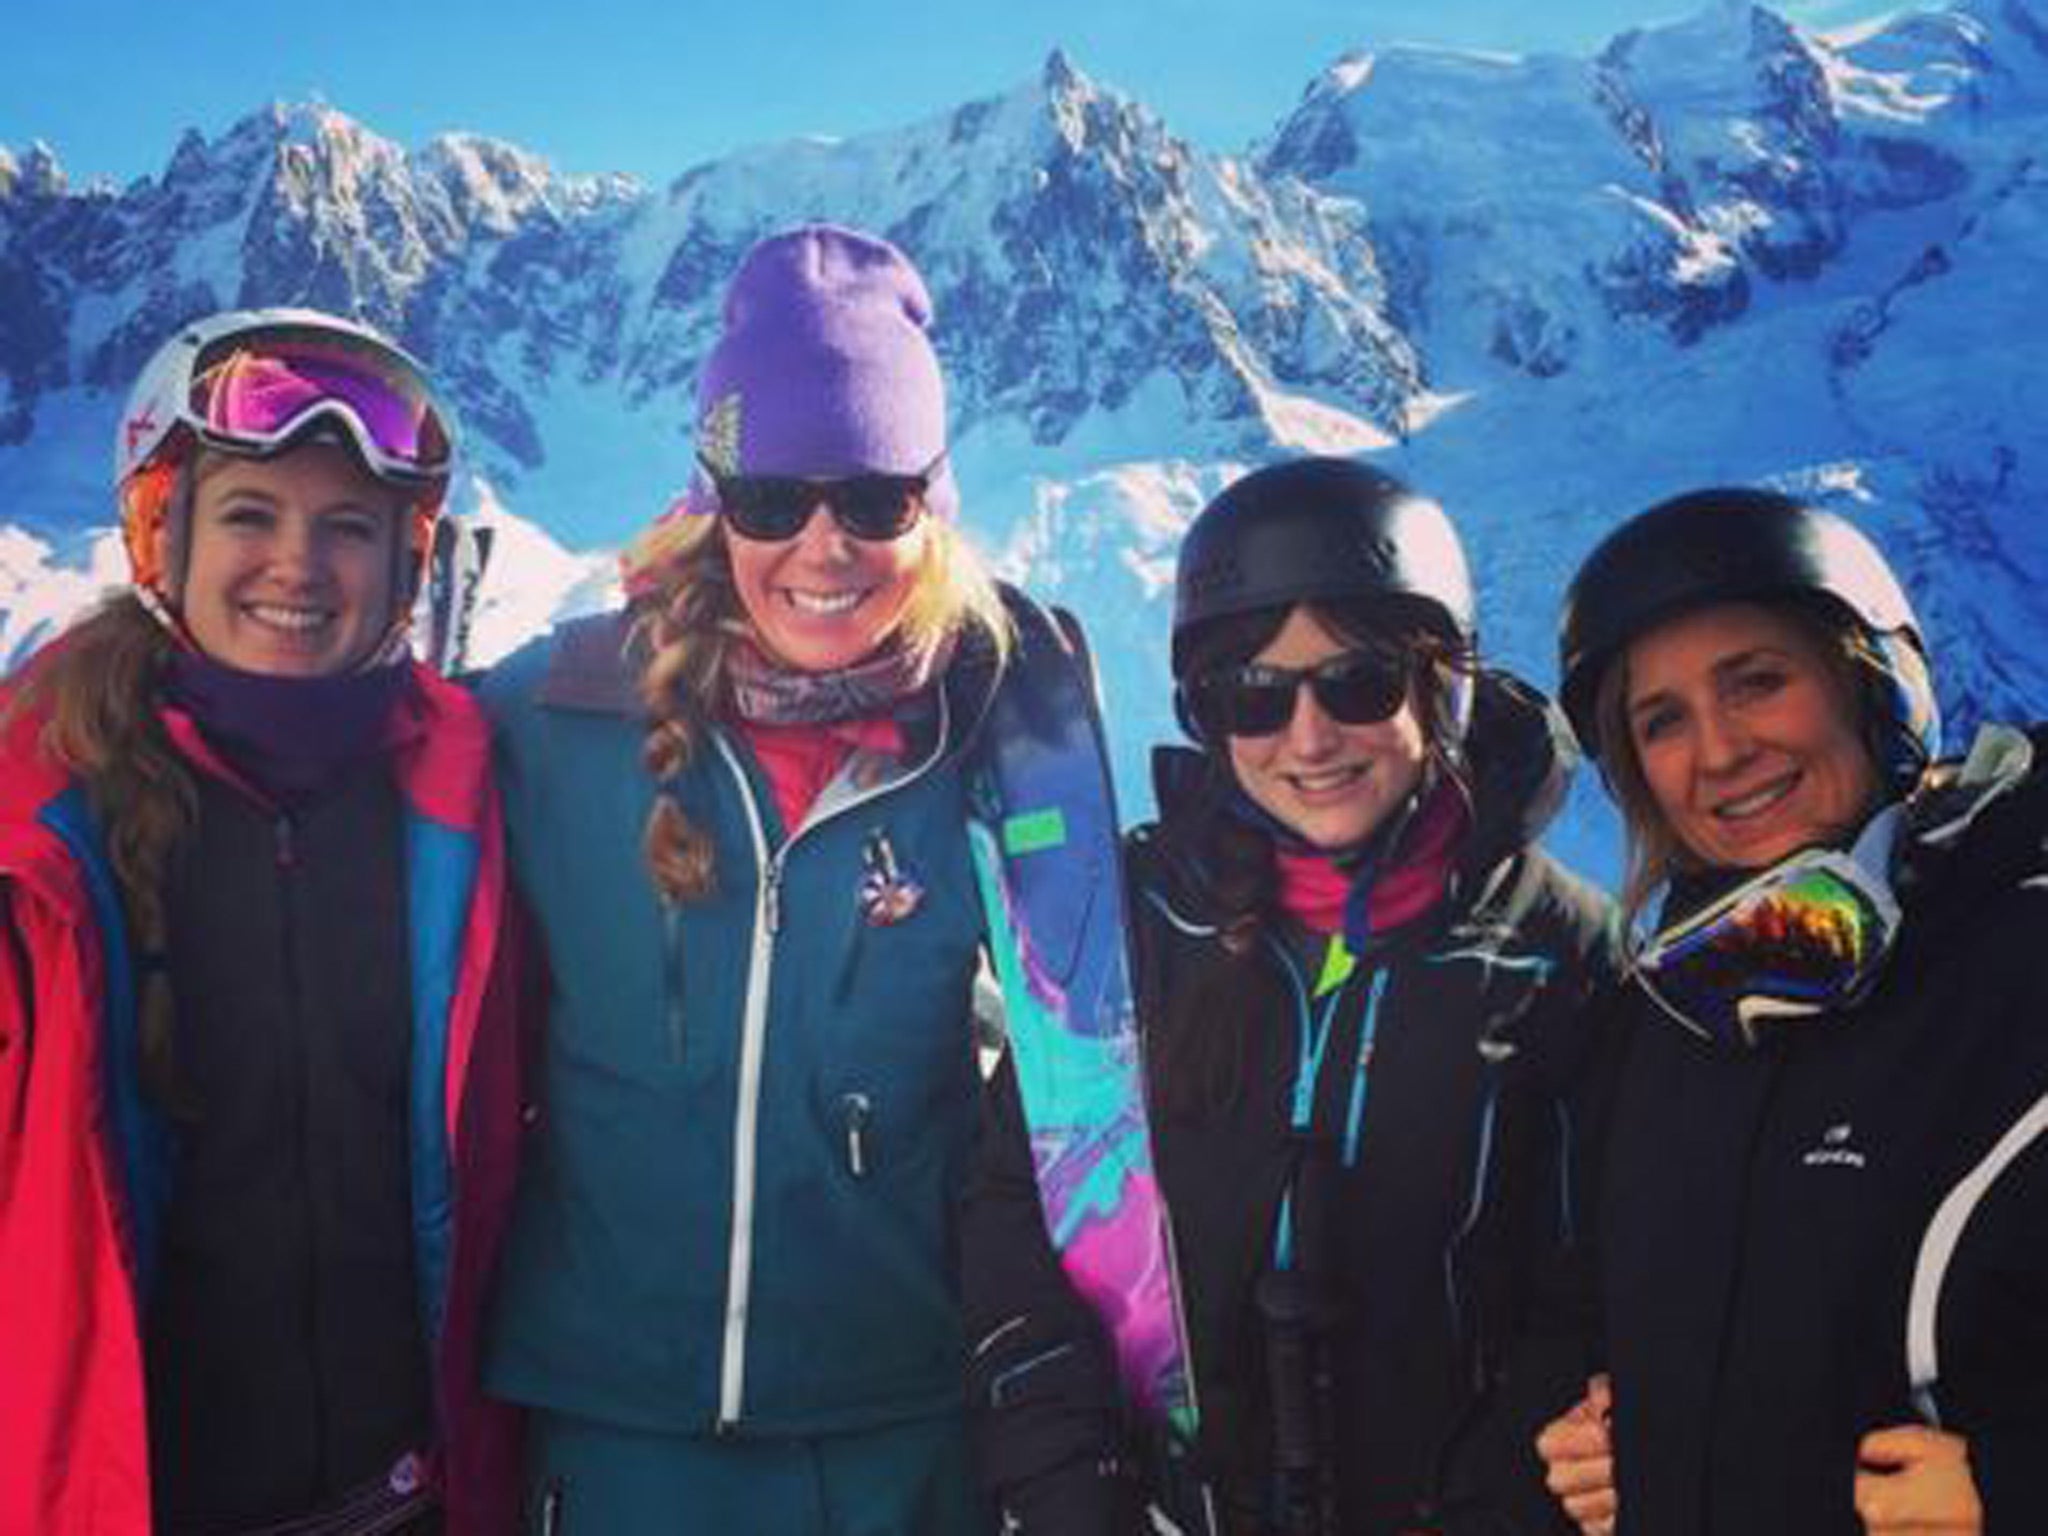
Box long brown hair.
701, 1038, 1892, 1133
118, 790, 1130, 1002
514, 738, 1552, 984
5, 594, 195, 1109
620, 509, 1012, 904
1152, 598, 1476, 1115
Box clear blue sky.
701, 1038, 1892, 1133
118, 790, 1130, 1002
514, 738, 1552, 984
11, 0, 1893, 189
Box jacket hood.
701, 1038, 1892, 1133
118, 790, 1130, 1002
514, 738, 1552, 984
1899, 723, 2047, 916
1458, 668, 1578, 865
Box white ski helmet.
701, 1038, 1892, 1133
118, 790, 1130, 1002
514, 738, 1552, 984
115, 306, 455, 649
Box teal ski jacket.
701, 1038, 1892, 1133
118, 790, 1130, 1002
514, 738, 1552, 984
480, 604, 1007, 1437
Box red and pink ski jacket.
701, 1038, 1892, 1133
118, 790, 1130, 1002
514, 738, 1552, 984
0, 662, 528, 1535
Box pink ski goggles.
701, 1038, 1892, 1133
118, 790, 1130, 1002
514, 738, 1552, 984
185, 323, 452, 483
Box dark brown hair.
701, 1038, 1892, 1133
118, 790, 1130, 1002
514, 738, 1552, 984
1151, 598, 1476, 1116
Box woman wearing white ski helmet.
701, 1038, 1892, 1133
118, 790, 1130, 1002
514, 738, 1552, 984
965, 456, 1620, 1535
0, 307, 527, 1535
1538, 488, 2048, 1536
115, 306, 454, 668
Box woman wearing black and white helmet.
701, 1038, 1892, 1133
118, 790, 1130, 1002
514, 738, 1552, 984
966, 456, 1619, 1535
1536, 488, 2048, 1536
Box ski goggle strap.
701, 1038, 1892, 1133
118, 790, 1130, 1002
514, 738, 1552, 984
184, 323, 452, 484
1631, 805, 1904, 1051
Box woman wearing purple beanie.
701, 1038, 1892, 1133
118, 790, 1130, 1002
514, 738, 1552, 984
478, 225, 1026, 1531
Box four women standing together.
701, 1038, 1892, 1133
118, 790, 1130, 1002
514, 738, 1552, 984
0, 222, 2040, 1536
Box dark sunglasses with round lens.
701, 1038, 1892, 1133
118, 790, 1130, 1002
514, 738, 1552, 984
704, 453, 938, 543
1189, 648, 1410, 739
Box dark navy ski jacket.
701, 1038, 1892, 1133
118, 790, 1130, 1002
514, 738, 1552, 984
964, 672, 1620, 1535
1600, 724, 2048, 1536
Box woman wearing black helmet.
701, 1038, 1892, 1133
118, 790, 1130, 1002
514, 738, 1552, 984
1537, 489, 2048, 1535
964, 456, 1619, 1535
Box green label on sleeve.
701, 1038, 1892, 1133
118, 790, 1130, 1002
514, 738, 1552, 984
1002, 808, 1068, 855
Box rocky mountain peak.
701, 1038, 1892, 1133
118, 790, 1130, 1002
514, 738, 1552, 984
0, 141, 68, 201
0, 2, 2041, 854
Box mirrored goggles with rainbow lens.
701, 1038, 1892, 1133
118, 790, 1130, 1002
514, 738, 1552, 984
185, 323, 452, 484
1631, 806, 1904, 1051
1186, 647, 1409, 740
702, 453, 938, 542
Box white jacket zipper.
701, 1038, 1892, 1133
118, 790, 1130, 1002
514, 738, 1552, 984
704, 698, 951, 1428
712, 731, 777, 1428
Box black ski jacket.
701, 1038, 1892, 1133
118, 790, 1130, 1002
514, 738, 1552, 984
1600, 723, 2048, 1536
962, 673, 1619, 1535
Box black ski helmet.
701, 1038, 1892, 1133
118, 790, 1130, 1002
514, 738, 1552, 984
1557, 487, 1939, 782
1171, 457, 1474, 685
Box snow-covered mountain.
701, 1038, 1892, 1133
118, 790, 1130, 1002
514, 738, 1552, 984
3, 3, 2044, 878
1257, 1, 2047, 829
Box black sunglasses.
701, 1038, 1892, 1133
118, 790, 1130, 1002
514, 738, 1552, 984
703, 453, 938, 543
1188, 649, 1410, 739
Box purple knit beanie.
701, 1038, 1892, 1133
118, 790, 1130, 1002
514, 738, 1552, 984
684, 223, 958, 522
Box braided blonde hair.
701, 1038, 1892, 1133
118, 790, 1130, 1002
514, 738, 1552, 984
622, 511, 1012, 903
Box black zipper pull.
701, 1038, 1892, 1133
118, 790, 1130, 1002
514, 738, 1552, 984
274, 813, 297, 869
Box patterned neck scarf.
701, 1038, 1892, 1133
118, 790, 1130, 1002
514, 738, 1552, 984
724, 629, 956, 726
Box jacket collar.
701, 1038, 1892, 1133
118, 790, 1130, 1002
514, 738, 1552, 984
1898, 723, 2046, 912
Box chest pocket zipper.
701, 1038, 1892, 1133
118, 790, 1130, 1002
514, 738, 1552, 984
842, 1091, 874, 1178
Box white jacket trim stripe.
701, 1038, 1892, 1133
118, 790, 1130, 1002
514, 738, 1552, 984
1907, 1085, 2048, 1424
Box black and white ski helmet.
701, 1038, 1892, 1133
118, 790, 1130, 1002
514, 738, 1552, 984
1171, 456, 1474, 681
1557, 487, 1939, 784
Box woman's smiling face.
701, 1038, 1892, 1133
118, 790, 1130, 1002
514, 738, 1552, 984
1623, 600, 1879, 869
1223, 605, 1428, 852
177, 442, 403, 676
725, 496, 929, 672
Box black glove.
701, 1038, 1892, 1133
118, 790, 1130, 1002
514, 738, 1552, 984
1003, 1451, 1151, 1536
